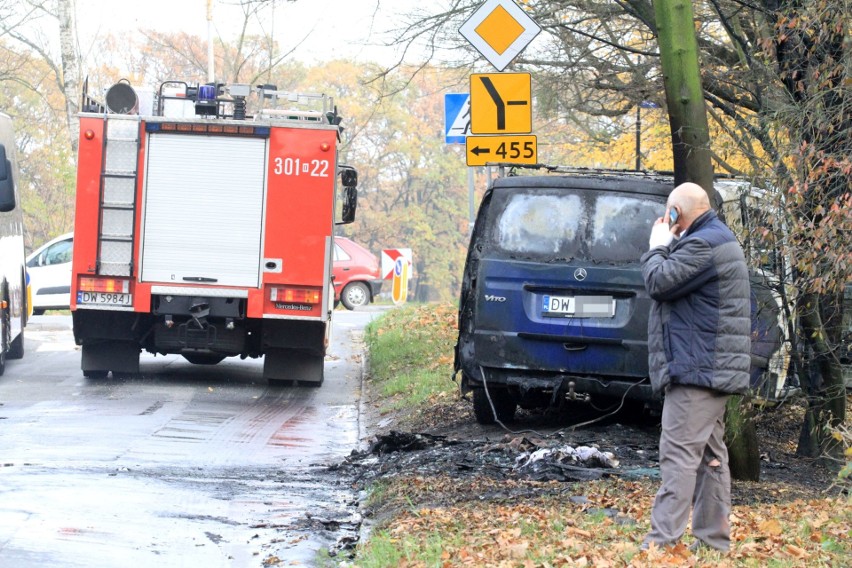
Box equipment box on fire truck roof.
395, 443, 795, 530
70, 80, 358, 385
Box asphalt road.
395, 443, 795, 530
0, 309, 383, 567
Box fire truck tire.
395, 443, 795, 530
341, 282, 370, 310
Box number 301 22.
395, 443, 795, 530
273, 157, 329, 177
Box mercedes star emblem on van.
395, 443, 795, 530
573, 268, 588, 281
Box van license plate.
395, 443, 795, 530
542, 295, 615, 318
77, 291, 132, 307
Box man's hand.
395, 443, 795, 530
649, 216, 676, 249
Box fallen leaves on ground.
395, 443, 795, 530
354, 474, 851, 567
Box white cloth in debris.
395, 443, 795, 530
515, 445, 619, 469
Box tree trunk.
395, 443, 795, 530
654, 0, 759, 479
652, 0, 715, 200
796, 292, 846, 462
724, 395, 760, 481
57, 0, 80, 153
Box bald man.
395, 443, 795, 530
640, 182, 751, 553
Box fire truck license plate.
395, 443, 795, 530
77, 292, 132, 307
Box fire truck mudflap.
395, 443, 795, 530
70, 81, 358, 386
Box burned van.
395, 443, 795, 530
454, 172, 792, 424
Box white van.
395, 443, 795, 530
0, 112, 28, 373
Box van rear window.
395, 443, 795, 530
491, 188, 664, 263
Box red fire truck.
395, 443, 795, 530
70, 80, 357, 385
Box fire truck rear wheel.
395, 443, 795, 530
341, 282, 370, 310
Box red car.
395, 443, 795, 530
333, 237, 383, 309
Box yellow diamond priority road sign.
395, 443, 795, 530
470, 72, 531, 134
459, 0, 541, 72
466, 134, 537, 166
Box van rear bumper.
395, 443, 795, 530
463, 366, 659, 404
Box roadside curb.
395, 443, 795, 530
355, 328, 371, 453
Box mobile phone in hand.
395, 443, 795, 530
669, 207, 679, 228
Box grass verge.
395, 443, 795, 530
364, 302, 458, 419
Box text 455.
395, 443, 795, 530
273, 157, 330, 177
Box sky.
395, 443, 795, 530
74, 0, 431, 65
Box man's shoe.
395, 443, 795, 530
689, 539, 728, 553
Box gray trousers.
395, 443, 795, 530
644, 384, 732, 551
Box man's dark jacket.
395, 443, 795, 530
640, 210, 751, 395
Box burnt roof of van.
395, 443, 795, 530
492, 171, 674, 196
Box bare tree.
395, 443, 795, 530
57, 0, 79, 148
0, 0, 80, 151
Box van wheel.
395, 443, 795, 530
341, 282, 370, 310
472, 387, 516, 425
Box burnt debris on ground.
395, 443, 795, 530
349, 394, 843, 505
312, 392, 846, 562
339, 427, 658, 487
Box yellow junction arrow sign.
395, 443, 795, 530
466, 135, 537, 167
470, 72, 532, 134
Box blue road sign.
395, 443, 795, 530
444, 93, 470, 144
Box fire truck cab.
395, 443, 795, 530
70, 80, 357, 386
